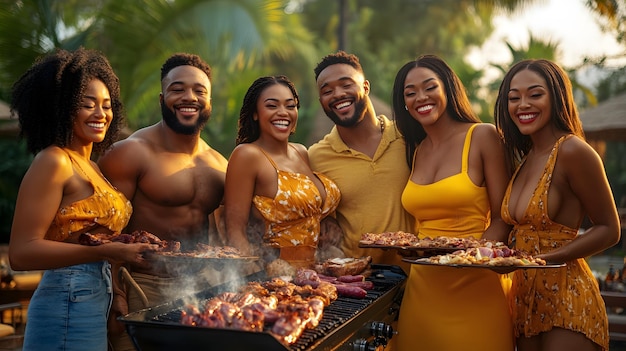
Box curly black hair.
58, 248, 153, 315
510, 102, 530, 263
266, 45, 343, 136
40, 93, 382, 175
313, 50, 363, 81
10, 47, 124, 156
236, 75, 300, 145
161, 53, 212, 81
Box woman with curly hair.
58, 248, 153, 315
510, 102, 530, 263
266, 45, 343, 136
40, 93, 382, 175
495, 59, 620, 351
224, 75, 341, 276
8, 47, 156, 351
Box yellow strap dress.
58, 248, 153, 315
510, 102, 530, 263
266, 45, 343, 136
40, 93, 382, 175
502, 135, 608, 350
46, 150, 132, 241
393, 124, 514, 351
252, 146, 341, 266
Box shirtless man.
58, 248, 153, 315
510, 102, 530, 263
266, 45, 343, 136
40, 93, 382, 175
98, 53, 228, 351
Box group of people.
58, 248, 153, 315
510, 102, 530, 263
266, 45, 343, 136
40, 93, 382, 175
7, 46, 620, 351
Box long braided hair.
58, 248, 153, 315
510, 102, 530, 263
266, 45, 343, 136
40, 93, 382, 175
236, 75, 300, 145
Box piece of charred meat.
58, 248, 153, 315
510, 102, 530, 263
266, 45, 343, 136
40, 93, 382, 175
78, 230, 181, 253
180, 276, 337, 345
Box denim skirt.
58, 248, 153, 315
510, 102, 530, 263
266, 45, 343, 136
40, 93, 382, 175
23, 261, 112, 351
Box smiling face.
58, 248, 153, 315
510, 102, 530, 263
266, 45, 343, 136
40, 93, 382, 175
255, 83, 298, 141
72, 79, 112, 145
507, 69, 553, 136
160, 65, 212, 135
316, 63, 369, 128
403, 67, 447, 127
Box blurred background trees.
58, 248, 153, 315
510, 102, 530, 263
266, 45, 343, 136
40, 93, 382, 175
0, 0, 625, 243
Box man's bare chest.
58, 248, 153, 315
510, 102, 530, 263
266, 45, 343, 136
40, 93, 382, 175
139, 162, 225, 207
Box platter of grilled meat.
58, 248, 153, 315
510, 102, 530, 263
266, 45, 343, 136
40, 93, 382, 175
359, 231, 508, 256
79, 230, 259, 268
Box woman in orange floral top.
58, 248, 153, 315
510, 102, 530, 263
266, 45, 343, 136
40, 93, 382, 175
225, 76, 341, 271
494, 59, 620, 351
9, 48, 156, 351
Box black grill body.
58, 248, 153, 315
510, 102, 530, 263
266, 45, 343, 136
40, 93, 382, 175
120, 264, 406, 351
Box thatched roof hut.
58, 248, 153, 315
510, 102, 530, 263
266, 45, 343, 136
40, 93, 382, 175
580, 93, 626, 141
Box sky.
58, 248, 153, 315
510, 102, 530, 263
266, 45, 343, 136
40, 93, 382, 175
467, 0, 624, 77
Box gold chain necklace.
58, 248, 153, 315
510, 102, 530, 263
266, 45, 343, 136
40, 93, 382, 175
377, 115, 385, 134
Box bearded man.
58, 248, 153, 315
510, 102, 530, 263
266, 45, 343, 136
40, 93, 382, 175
308, 51, 414, 272
98, 53, 228, 351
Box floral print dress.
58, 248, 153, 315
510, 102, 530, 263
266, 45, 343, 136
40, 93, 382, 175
502, 135, 608, 350
252, 146, 341, 249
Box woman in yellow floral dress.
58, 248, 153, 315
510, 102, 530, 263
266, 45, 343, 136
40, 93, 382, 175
225, 76, 341, 270
495, 59, 620, 351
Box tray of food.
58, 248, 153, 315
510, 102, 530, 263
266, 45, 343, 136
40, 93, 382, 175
145, 244, 259, 271
359, 232, 510, 256
403, 259, 565, 274
402, 246, 565, 274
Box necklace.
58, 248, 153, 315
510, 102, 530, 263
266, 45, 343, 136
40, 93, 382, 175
377, 115, 385, 134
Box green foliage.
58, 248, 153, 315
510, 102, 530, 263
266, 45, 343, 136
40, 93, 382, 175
300, 0, 500, 115
0, 138, 32, 244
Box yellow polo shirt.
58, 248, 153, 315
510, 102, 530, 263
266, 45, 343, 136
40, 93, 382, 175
308, 115, 414, 272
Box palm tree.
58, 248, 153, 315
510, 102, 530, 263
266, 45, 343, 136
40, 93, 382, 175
586, 0, 626, 44
92, 0, 319, 152
0, 0, 319, 154
486, 33, 597, 111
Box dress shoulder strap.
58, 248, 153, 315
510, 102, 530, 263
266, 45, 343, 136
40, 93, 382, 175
250, 144, 279, 170
288, 144, 309, 166
542, 135, 570, 187
461, 124, 479, 173
63, 149, 93, 182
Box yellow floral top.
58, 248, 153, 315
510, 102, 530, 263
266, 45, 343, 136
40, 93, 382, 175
252, 146, 341, 249
502, 135, 608, 350
45, 150, 132, 242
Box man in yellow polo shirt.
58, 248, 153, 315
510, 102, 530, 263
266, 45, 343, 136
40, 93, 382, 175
309, 51, 414, 273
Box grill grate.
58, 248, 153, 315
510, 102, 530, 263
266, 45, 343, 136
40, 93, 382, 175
121, 264, 406, 351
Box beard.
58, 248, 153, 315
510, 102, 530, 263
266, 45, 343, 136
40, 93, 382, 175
161, 102, 211, 135
323, 97, 367, 128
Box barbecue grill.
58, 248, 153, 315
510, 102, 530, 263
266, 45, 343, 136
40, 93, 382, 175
120, 264, 406, 351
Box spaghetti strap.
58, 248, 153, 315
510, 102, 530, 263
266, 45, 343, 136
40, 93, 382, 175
62, 148, 117, 189
250, 144, 279, 170
251, 144, 308, 171
461, 124, 478, 174
288, 144, 310, 166
63, 149, 93, 182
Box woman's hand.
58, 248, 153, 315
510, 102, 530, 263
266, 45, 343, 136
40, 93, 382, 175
100, 242, 158, 266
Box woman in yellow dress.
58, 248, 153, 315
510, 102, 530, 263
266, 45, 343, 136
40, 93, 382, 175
390, 54, 514, 351
495, 59, 620, 351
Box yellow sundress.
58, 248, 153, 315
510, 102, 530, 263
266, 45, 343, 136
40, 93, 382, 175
252, 146, 341, 266
393, 124, 514, 351
46, 150, 132, 241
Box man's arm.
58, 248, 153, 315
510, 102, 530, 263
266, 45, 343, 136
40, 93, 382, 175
97, 138, 147, 202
